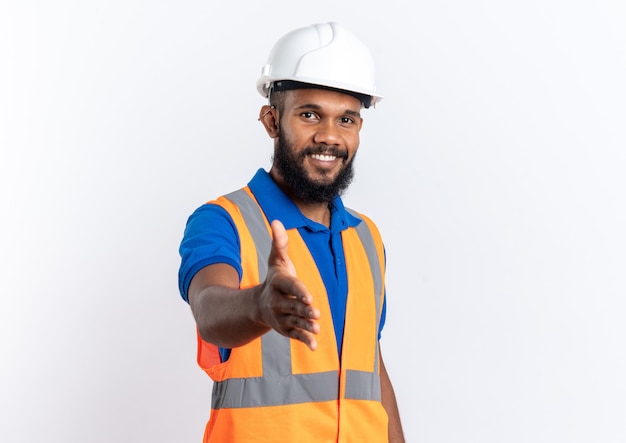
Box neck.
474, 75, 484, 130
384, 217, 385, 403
296, 200, 331, 227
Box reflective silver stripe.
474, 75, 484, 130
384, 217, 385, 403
224, 190, 270, 281
212, 371, 339, 409
213, 190, 381, 409
224, 190, 292, 377
345, 370, 382, 402
345, 208, 384, 379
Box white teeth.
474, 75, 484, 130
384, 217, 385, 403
311, 154, 336, 161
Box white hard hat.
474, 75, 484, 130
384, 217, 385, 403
256, 22, 382, 108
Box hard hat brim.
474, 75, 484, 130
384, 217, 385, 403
271, 80, 374, 109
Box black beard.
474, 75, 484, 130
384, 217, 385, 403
273, 135, 355, 204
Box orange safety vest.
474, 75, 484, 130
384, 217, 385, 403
196, 187, 388, 443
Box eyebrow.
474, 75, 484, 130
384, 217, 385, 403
295, 103, 362, 119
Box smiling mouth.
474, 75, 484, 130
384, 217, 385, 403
311, 153, 338, 162
304, 146, 348, 163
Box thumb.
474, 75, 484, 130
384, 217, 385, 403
269, 220, 295, 274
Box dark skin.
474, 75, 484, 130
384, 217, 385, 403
188, 88, 405, 442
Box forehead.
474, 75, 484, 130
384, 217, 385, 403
282, 88, 362, 114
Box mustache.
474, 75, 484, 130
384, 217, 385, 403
301, 145, 348, 159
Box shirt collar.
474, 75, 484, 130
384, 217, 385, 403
247, 168, 361, 233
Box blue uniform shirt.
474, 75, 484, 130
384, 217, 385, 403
178, 169, 386, 359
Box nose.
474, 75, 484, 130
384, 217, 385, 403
313, 120, 341, 146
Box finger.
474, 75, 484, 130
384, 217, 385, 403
271, 273, 318, 310
271, 220, 289, 259
288, 296, 321, 321
288, 328, 318, 351
269, 220, 295, 275
283, 313, 320, 334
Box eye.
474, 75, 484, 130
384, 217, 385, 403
340, 116, 355, 124
300, 111, 318, 120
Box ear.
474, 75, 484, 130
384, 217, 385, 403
258, 105, 279, 138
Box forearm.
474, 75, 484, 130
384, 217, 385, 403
190, 283, 271, 348
188, 262, 271, 348
381, 354, 405, 443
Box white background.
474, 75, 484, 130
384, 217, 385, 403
1, 1, 625, 442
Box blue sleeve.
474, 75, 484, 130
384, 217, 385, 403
378, 245, 387, 340
378, 292, 387, 340
178, 203, 242, 303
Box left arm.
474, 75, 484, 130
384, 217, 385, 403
380, 348, 405, 443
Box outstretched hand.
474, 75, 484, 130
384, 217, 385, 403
257, 220, 320, 351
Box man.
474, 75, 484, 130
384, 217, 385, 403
178, 22, 405, 442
